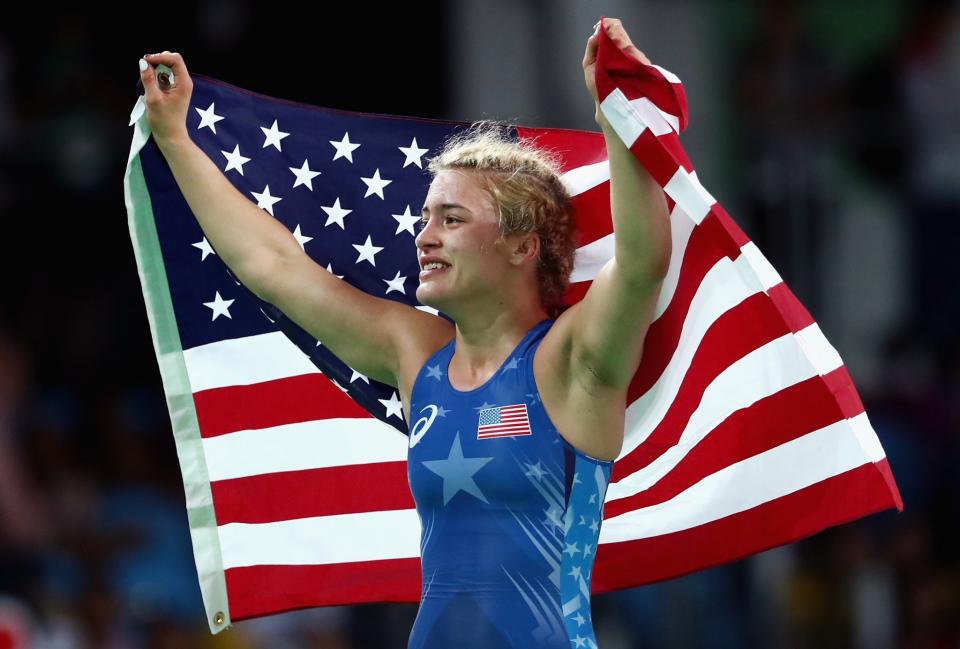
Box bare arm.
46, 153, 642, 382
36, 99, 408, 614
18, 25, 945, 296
563, 19, 672, 390
139, 53, 451, 388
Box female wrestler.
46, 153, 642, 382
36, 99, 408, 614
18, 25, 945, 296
140, 17, 670, 649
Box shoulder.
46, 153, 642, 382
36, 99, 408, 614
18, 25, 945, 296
395, 313, 455, 406
533, 305, 626, 461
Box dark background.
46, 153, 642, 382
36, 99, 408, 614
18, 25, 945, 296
1, 1, 958, 647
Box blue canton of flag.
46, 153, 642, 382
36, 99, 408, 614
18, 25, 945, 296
477, 404, 532, 439
135, 73, 477, 432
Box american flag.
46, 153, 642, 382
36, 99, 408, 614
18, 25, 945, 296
123, 26, 902, 635
477, 404, 533, 439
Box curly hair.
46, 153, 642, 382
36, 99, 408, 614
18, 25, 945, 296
427, 121, 577, 318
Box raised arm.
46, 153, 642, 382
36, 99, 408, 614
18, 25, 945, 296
138, 53, 452, 391
562, 19, 672, 389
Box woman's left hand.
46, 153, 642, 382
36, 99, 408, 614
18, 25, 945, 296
583, 17, 652, 105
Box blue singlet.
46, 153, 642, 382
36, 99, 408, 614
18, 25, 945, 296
406, 319, 614, 649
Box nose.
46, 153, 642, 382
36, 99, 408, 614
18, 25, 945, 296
415, 214, 441, 251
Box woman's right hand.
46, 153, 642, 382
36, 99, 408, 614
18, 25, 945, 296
139, 51, 194, 148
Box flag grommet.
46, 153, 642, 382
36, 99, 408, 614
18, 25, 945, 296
213, 612, 225, 626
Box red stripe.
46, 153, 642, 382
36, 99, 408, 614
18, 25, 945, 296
616, 292, 791, 480
627, 211, 743, 399
211, 462, 414, 524
194, 372, 371, 438
594, 33, 689, 132
569, 181, 614, 247
630, 131, 684, 186
605, 375, 853, 517
226, 558, 421, 620
478, 427, 530, 436
478, 430, 533, 439
593, 459, 900, 593
516, 126, 608, 173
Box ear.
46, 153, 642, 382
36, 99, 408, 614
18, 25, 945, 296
508, 232, 541, 267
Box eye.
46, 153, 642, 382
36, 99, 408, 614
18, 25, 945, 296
444, 216, 459, 225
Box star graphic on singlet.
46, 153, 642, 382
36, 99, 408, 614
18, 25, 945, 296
436, 406, 450, 418
422, 432, 494, 505
426, 364, 444, 380
473, 401, 495, 411
503, 357, 520, 370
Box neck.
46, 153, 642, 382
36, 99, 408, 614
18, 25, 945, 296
445, 290, 548, 387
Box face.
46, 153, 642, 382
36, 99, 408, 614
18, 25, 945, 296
415, 170, 515, 311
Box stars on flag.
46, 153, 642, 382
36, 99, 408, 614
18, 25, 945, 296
292, 225, 312, 251
383, 271, 406, 295
289, 159, 321, 189
222, 144, 250, 174
251, 185, 282, 215
352, 235, 384, 266
330, 132, 360, 162
178, 86, 454, 436
204, 291, 234, 321
193, 237, 215, 261
392, 205, 420, 236
361, 168, 392, 199
378, 391, 403, 419
399, 137, 428, 168
321, 198, 352, 229
260, 119, 289, 151
195, 101, 224, 133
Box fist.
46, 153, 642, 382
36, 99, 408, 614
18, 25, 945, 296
139, 51, 194, 147
583, 17, 652, 104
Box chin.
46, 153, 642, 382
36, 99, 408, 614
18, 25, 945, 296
416, 283, 458, 315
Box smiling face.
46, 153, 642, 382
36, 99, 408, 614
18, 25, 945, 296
415, 169, 523, 313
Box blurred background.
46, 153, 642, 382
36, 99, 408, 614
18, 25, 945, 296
1, 0, 958, 647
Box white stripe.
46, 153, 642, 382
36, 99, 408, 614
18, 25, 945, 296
560, 160, 610, 196
569, 202, 695, 322
739, 241, 783, 291
618, 252, 768, 456
218, 509, 421, 568
794, 323, 843, 376
570, 234, 615, 284
663, 168, 715, 224
203, 418, 407, 481
627, 97, 680, 136
608, 332, 819, 501
655, 204, 696, 319
652, 64, 681, 85
599, 419, 876, 543
600, 88, 646, 147
849, 412, 886, 462
184, 331, 318, 392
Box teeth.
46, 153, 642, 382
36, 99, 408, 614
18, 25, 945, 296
423, 262, 448, 271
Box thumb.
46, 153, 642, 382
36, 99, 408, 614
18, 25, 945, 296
139, 57, 157, 100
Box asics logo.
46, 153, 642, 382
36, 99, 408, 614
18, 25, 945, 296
410, 404, 439, 448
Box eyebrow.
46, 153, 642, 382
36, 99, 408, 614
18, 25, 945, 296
420, 203, 472, 214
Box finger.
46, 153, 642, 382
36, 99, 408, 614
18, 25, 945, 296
599, 18, 651, 65
143, 51, 191, 84
582, 31, 599, 67
139, 57, 158, 101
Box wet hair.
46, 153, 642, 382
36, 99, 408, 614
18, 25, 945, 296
427, 121, 577, 318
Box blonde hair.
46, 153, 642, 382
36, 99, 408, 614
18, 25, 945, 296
427, 121, 577, 317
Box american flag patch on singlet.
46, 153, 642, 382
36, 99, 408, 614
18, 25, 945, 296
477, 404, 532, 439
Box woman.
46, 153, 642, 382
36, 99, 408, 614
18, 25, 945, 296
140, 16, 671, 649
